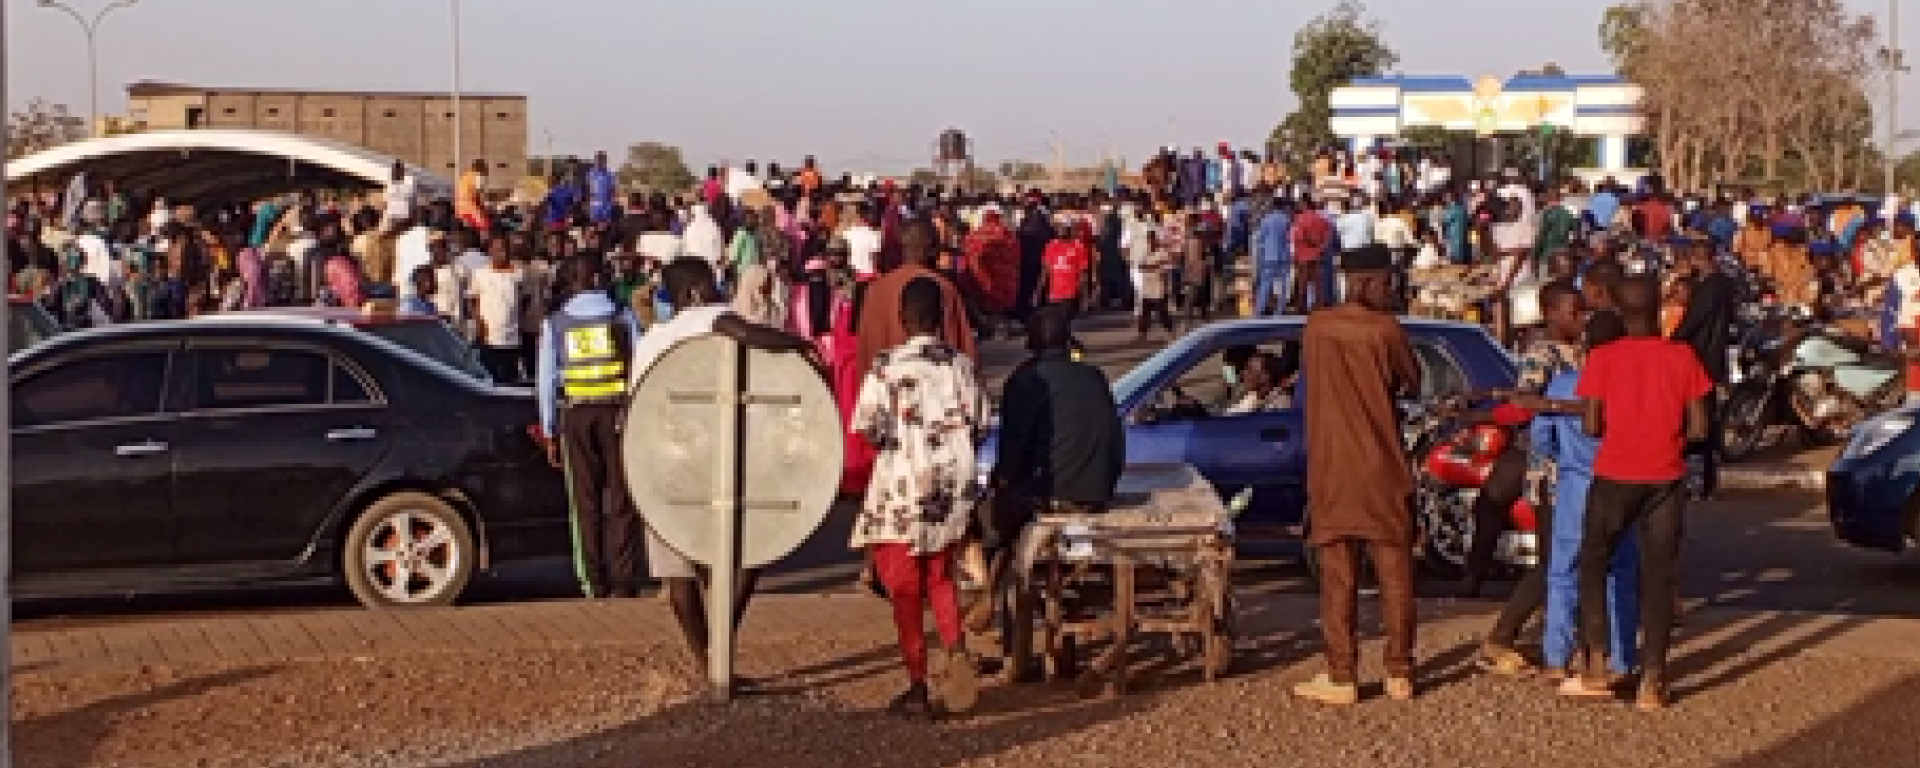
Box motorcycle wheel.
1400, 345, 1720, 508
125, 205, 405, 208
1789, 373, 1859, 445
1414, 479, 1476, 579
1720, 389, 1771, 463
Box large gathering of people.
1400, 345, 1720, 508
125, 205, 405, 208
10, 140, 1920, 718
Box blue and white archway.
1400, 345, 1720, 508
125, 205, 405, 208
5, 129, 452, 202
1330, 74, 1646, 182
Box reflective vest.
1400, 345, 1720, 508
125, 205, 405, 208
553, 308, 632, 400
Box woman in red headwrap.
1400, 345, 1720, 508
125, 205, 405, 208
962, 209, 1020, 336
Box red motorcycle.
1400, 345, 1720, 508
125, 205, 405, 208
1411, 402, 1542, 578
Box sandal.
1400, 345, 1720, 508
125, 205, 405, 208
1635, 680, 1671, 711
1476, 645, 1536, 676
931, 648, 979, 715
1291, 674, 1360, 706
886, 684, 941, 720
1556, 675, 1617, 699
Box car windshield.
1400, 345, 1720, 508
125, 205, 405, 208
9, 302, 59, 355
357, 321, 490, 381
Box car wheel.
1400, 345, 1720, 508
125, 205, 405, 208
342, 491, 477, 609
1416, 482, 1475, 579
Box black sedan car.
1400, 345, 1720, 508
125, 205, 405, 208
9, 314, 571, 607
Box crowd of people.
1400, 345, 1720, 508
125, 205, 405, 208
9, 141, 1920, 718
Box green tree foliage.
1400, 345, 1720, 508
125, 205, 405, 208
616, 142, 696, 193
1270, 1, 1399, 158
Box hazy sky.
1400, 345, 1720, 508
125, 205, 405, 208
5, 0, 1917, 173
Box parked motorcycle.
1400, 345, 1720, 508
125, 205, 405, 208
1407, 398, 1542, 577
1723, 305, 1906, 461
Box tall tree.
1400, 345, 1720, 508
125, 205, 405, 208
616, 142, 697, 193
1271, 0, 1399, 158
1601, 0, 1883, 191
6, 99, 86, 159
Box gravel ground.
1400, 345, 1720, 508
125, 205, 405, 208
16, 631, 1920, 768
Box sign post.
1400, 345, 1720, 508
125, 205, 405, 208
622, 334, 844, 705
705, 339, 742, 701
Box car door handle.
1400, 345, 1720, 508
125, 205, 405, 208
1258, 427, 1291, 443
326, 427, 379, 442
114, 440, 169, 457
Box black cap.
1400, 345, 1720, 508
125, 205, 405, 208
1341, 244, 1395, 272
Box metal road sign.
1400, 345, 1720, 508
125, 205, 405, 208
621, 332, 843, 700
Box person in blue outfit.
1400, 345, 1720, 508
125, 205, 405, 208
1533, 324, 1641, 679
1252, 195, 1293, 316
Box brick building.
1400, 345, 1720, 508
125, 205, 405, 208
124, 80, 528, 187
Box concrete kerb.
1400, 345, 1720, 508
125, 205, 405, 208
1719, 464, 1827, 491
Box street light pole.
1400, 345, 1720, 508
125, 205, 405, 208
1888, 0, 1905, 194
38, 0, 139, 137
450, 0, 463, 177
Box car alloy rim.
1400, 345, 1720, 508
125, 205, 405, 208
363, 508, 462, 603
1416, 479, 1475, 567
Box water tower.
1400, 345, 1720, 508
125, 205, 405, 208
933, 128, 975, 193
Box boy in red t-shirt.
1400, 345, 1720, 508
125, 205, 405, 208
1561, 274, 1709, 711
1038, 225, 1092, 308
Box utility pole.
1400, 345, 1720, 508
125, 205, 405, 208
450, 0, 464, 177
1051, 132, 1066, 192
38, 0, 140, 137
1889, 0, 1905, 194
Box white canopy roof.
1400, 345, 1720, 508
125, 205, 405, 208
5, 129, 453, 201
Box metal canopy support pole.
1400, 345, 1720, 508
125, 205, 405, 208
707, 338, 743, 702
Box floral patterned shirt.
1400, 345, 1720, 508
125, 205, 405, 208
1513, 338, 1582, 500
850, 336, 984, 555
1516, 339, 1581, 394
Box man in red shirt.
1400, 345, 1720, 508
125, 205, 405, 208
1563, 274, 1709, 711
1288, 195, 1333, 313
1036, 221, 1092, 310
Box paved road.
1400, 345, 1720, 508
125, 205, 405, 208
19, 311, 1916, 628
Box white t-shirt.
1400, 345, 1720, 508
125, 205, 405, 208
458, 249, 490, 273
1895, 264, 1920, 329
75, 233, 119, 293
467, 265, 525, 347
385, 176, 416, 221
842, 224, 882, 275
393, 228, 432, 298
627, 305, 734, 384
1374, 216, 1416, 250
433, 263, 471, 328
636, 232, 683, 265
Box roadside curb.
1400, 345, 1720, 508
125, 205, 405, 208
1720, 464, 1827, 491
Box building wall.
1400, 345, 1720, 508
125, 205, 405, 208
123, 86, 528, 189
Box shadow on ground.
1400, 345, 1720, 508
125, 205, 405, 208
14, 666, 282, 768
441, 684, 1154, 768
1715, 672, 1920, 768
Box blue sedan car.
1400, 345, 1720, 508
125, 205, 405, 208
981, 317, 1517, 550
1828, 406, 1920, 553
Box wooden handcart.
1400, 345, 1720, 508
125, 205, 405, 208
1002, 465, 1236, 698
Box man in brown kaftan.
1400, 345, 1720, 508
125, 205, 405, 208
1296, 243, 1422, 706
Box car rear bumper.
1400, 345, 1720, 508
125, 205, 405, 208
1826, 463, 1913, 553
